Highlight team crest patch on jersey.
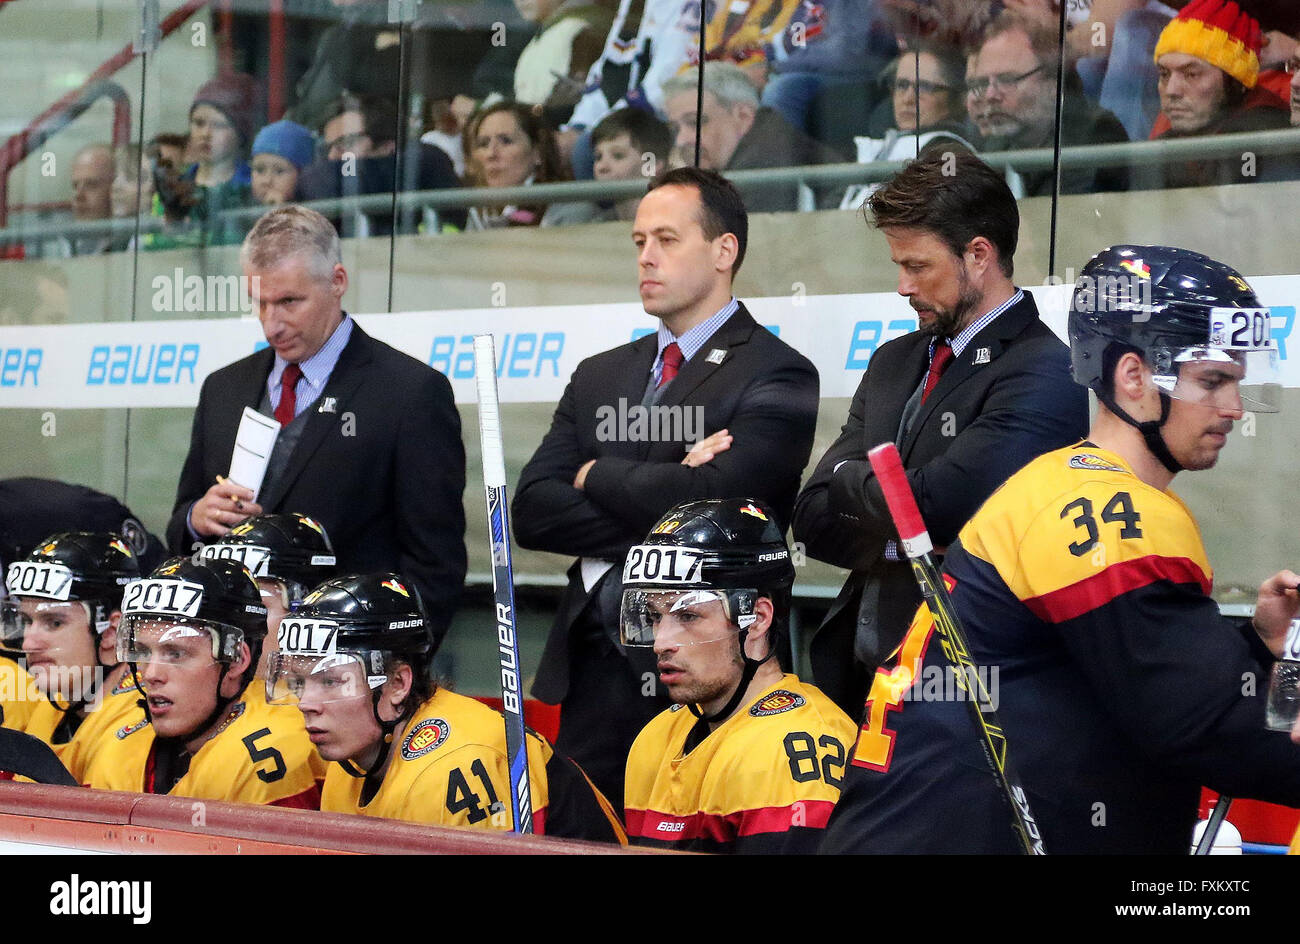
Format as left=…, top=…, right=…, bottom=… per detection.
left=669, top=703, right=685, bottom=712
left=110, top=675, right=140, bottom=696
left=1068, top=454, right=1128, bottom=474
left=116, top=718, right=149, bottom=739
left=749, top=690, right=806, bottom=717
left=401, top=718, right=450, bottom=760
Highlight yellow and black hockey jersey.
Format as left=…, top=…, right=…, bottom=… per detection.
left=624, top=673, right=855, bottom=853
left=322, top=688, right=625, bottom=843
left=81, top=685, right=321, bottom=808
left=823, top=442, right=1300, bottom=854
left=23, top=670, right=144, bottom=783
left=0, top=653, right=37, bottom=733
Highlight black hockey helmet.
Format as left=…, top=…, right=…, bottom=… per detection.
left=1068, top=245, right=1279, bottom=470
left=268, top=573, right=433, bottom=776
left=117, top=556, right=269, bottom=666
left=202, top=512, right=337, bottom=602
left=3, top=531, right=141, bottom=644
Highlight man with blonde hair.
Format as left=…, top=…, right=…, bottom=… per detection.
left=166, top=205, right=466, bottom=643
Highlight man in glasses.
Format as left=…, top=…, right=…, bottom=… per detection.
left=967, top=11, right=1127, bottom=196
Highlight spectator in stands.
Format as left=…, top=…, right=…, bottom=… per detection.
left=148, top=133, right=188, bottom=175
left=967, top=12, right=1129, bottom=197
left=841, top=43, right=975, bottom=209
left=250, top=121, right=316, bottom=207
left=70, top=144, right=114, bottom=224
left=513, top=0, right=615, bottom=124
left=109, top=145, right=154, bottom=220
left=1150, top=0, right=1291, bottom=187
left=462, top=101, right=569, bottom=228
left=1291, top=48, right=1300, bottom=125
left=661, top=63, right=847, bottom=212
left=143, top=74, right=264, bottom=250
left=543, top=107, right=671, bottom=225
left=297, top=94, right=464, bottom=236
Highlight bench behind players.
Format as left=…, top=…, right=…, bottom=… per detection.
left=267, top=573, right=625, bottom=842
left=81, top=556, right=320, bottom=807
left=621, top=498, right=856, bottom=852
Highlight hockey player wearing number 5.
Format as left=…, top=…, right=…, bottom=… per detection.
left=822, top=246, right=1300, bottom=854
left=267, top=573, right=626, bottom=842
left=80, top=556, right=321, bottom=807
left=621, top=498, right=857, bottom=852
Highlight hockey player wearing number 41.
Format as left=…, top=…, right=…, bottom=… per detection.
left=821, top=245, right=1300, bottom=854
left=621, top=498, right=857, bottom=853
left=267, top=573, right=626, bottom=842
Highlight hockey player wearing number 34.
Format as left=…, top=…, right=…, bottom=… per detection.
left=621, top=498, right=857, bottom=853
left=822, top=245, right=1300, bottom=854
left=267, top=573, right=626, bottom=842
left=79, top=557, right=321, bottom=807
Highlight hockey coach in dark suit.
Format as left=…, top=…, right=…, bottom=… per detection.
left=166, top=205, right=466, bottom=640
left=513, top=167, right=819, bottom=807
left=794, top=149, right=1089, bottom=717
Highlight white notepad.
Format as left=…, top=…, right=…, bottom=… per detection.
left=228, top=407, right=280, bottom=501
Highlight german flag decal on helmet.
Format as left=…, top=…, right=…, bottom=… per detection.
left=382, top=578, right=409, bottom=597
left=749, top=690, right=806, bottom=717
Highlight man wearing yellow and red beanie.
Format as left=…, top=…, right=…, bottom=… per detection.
left=1150, top=0, right=1292, bottom=187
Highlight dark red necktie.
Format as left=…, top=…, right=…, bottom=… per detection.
left=658, top=342, right=683, bottom=388
left=275, top=363, right=302, bottom=426
left=921, top=340, right=953, bottom=404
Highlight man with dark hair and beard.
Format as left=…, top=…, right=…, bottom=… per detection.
left=792, top=148, right=1088, bottom=717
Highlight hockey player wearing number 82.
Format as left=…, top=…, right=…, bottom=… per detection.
left=621, top=498, right=857, bottom=853
left=267, top=573, right=625, bottom=841
left=79, top=556, right=321, bottom=807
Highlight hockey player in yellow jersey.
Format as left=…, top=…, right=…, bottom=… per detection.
left=621, top=498, right=856, bottom=853
left=268, top=572, right=624, bottom=842
left=0, top=648, right=37, bottom=732
left=823, top=246, right=1300, bottom=854
left=81, top=556, right=320, bottom=808
left=2, top=533, right=141, bottom=780
left=204, top=512, right=337, bottom=781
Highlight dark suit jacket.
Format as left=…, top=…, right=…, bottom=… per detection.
left=793, top=292, right=1089, bottom=716
left=166, top=321, right=467, bottom=639
left=512, top=303, right=819, bottom=703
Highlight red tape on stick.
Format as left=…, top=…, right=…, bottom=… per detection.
left=867, top=443, right=933, bottom=558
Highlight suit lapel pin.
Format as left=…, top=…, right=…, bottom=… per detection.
left=318, top=396, right=338, bottom=414
left=705, top=348, right=727, bottom=365
left=973, top=347, right=991, bottom=365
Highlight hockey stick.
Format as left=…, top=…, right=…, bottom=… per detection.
left=867, top=442, right=1046, bottom=855
left=473, top=334, right=533, bottom=834
left=1194, top=796, right=1233, bottom=855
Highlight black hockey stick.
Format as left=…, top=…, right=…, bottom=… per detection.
left=868, top=442, right=1046, bottom=855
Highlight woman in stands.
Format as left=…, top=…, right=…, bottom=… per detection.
left=462, top=101, right=569, bottom=229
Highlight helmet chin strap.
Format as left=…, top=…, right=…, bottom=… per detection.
left=687, top=627, right=777, bottom=725
left=49, top=602, right=114, bottom=740
left=340, top=688, right=405, bottom=780
left=1099, top=387, right=1184, bottom=475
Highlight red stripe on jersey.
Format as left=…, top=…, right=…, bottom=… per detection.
left=1023, top=555, right=1212, bottom=624
left=626, top=800, right=836, bottom=842
left=270, top=784, right=322, bottom=811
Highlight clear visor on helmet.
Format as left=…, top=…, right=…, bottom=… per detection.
left=619, top=588, right=758, bottom=648
left=265, top=650, right=389, bottom=706
left=117, top=616, right=242, bottom=668
left=1149, top=308, right=1281, bottom=413
left=5, top=598, right=91, bottom=642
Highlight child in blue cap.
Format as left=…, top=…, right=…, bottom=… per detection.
left=250, top=120, right=316, bottom=205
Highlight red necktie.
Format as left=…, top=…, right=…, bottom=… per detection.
left=921, top=340, right=953, bottom=404
left=275, top=363, right=302, bottom=426
left=658, top=342, right=683, bottom=388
